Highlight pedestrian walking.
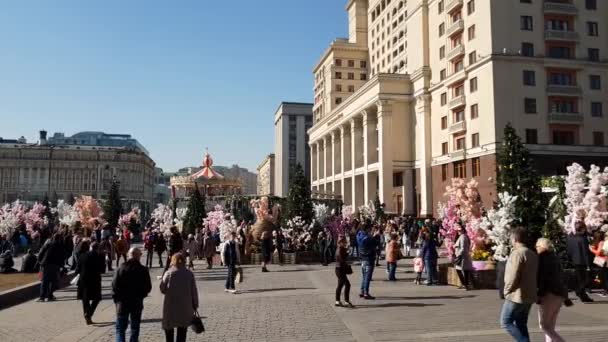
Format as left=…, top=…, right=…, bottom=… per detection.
left=144, top=230, right=155, bottom=268
left=222, top=232, right=240, bottom=293
left=115, top=235, right=129, bottom=267
left=454, top=225, right=473, bottom=290
left=357, top=224, right=379, bottom=299
left=164, top=226, right=183, bottom=273
left=260, top=231, right=273, bottom=272
left=335, top=236, right=353, bottom=307
left=112, top=247, right=152, bottom=342
left=203, top=230, right=216, bottom=269
left=100, top=235, right=115, bottom=272
left=185, top=234, right=197, bottom=269
left=566, top=221, right=594, bottom=303
left=421, top=231, right=438, bottom=286
left=413, top=249, right=424, bottom=285
left=536, top=237, right=571, bottom=342
left=37, top=233, right=65, bottom=302
left=155, top=232, right=167, bottom=268
left=385, top=233, right=400, bottom=281
left=76, top=241, right=104, bottom=325
left=160, top=253, right=199, bottom=342
left=500, top=228, right=538, bottom=342
left=589, top=229, right=608, bottom=297
left=274, top=230, right=285, bottom=265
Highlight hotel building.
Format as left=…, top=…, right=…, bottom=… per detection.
left=309, top=0, right=608, bottom=216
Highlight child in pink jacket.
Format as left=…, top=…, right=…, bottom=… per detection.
left=413, top=249, right=424, bottom=285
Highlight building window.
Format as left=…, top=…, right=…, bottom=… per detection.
left=591, top=102, right=603, bottom=117
left=439, top=23, right=445, bottom=37
left=472, top=133, right=479, bottom=148
left=523, top=70, right=536, bottom=86
left=347, top=72, right=355, bottom=80
left=553, top=130, right=575, bottom=145
left=348, top=60, right=355, bottom=67
left=525, top=129, right=538, bottom=144
left=521, top=0, right=531, bottom=3
left=520, top=16, right=533, bottom=31
left=442, top=142, right=448, bottom=155
left=393, top=172, right=404, bottom=187
left=441, top=92, right=447, bottom=106
left=471, top=157, right=480, bottom=177
left=586, top=0, right=597, bottom=10
left=438, top=0, right=444, bottom=14
left=468, top=25, right=476, bottom=40
left=524, top=98, right=537, bottom=114
left=454, top=134, right=466, bottom=150
left=454, top=59, right=464, bottom=72
left=441, top=164, right=448, bottom=181
left=548, top=46, right=573, bottom=59
left=336, top=84, right=342, bottom=92
left=467, top=0, right=475, bottom=15
left=335, top=59, right=342, bottom=66
left=522, top=42, right=534, bottom=57
left=587, top=22, right=599, bottom=36
left=593, top=131, right=604, bottom=146
left=471, top=104, right=479, bottom=119
left=335, top=97, right=342, bottom=105
left=348, top=85, right=355, bottom=92
left=335, top=72, right=342, bottom=79
left=588, top=48, right=600, bottom=62
left=590, top=75, right=602, bottom=90
left=454, top=109, right=465, bottom=122
left=440, top=46, right=446, bottom=59
left=470, top=77, right=478, bottom=92
left=440, top=69, right=446, bottom=80
left=360, top=61, right=367, bottom=68
left=441, top=116, right=448, bottom=129
left=360, top=73, right=367, bottom=80
left=453, top=161, right=466, bottom=178
left=468, top=51, right=477, bottom=65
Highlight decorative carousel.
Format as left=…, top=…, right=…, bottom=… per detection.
left=170, top=150, right=243, bottom=200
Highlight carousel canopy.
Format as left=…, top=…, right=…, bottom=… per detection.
left=190, top=151, right=224, bottom=180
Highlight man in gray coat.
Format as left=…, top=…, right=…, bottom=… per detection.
left=500, top=228, right=538, bottom=342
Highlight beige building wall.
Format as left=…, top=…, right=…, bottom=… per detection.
left=257, top=154, right=275, bottom=196
left=310, top=0, right=608, bottom=216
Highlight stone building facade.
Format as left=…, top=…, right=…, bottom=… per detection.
left=257, top=154, right=275, bottom=196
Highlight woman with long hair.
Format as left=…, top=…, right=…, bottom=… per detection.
left=335, top=236, right=353, bottom=307
left=454, top=224, right=473, bottom=290
left=160, top=253, right=199, bottom=342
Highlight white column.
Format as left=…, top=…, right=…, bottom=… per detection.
left=362, top=111, right=370, bottom=205
left=416, top=94, right=433, bottom=216
left=339, top=126, right=346, bottom=202
left=404, top=168, right=415, bottom=215
left=323, top=136, right=328, bottom=193
left=350, top=119, right=357, bottom=209
left=377, top=100, right=394, bottom=212
left=310, top=142, right=316, bottom=187
left=315, top=141, right=320, bottom=189
left=331, top=131, right=336, bottom=181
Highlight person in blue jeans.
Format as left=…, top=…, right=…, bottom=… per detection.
left=112, top=248, right=152, bottom=342
left=500, top=228, right=538, bottom=342
left=421, top=231, right=438, bottom=285
left=357, top=223, right=379, bottom=299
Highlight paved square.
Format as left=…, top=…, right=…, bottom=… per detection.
left=1, top=257, right=607, bottom=341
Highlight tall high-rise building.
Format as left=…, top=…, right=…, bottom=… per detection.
left=309, top=0, right=608, bottom=216
left=274, top=102, right=314, bottom=197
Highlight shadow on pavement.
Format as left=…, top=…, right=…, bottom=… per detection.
left=378, top=295, right=476, bottom=300
left=354, top=302, right=444, bottom=308
left=238, top=287, right=317, bottom=294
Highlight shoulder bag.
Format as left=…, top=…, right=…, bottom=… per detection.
left=191, top=310, right=205, bottom=334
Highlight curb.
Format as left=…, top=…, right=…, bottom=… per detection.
left=0, top=272, right=76, bottom=310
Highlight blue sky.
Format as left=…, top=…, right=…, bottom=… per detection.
left=0, top=1, right=347, bottom=172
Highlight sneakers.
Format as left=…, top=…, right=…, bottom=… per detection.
left=344, top=301, right=354, bottom=308
left=47, top=296, right=57, bottom=302
left=597, top=292, right=608, bottom=298
left=36, top=298, right=45, bottom=303
left=359, top=293, right=365, bottom=298
left=228, top=289, right=237, bottom=294
left=363, top=294, right=375, bottom=300
left=224, top=289, right=230, bottom=293
left=335, top=301, right=342, bottom=307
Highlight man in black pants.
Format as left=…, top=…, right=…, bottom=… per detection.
left=567, top=221, right=593, bottom=303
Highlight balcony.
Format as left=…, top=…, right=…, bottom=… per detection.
left=446, top=0, right=463, bottom=13
left=449, top=120, right=467, bottom=134
left=446, top=19, right=464, bottom=37
left=543, top=2, right=578, bottom=16
left=447, top=45, right=465, bottom=61
left=445, top=68, right=467, bottom=86
left=449, top=95, right=466, bottom=109
left=450, top=149, right=466, bottom=159
left=548, top=112, right=583, bottom=124
left=546, top=84, right=582, bottom=95
left=544, top=30, right=579, bottom=42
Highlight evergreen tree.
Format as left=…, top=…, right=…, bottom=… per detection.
left=103, top=179, right=123, bottom=229
left=66, top=193, right=76, bottom=206
left=286, top=163, right=313, bottom=223
left=497, top=124, right=546, bottom=241
left=183, top=185, right=206, bottom=237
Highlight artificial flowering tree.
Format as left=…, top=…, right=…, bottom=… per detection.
left=496, top=124, right=546, bottom=242
left=563, top=163, right=608, bottom=234
left=480, top=192, right=518, bottom=261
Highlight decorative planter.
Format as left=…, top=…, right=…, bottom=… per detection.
left=444, top=266, right=497, bottom=289
left=472, top=260, right=488, bottom=271
left=484, top=260, right=496, bottom=270
left=250, top=253, right=262, bottom=265
left=271, top=252, right=296, bottom=265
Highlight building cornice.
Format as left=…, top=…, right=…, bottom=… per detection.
left=313, top=39, right=369, bottom=73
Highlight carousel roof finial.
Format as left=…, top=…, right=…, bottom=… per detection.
left=191, top=148, right=223, bottom=180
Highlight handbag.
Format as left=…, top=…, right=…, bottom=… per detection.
left=453, top=254, right=463, bottom=266
left=593, top=256, right=607, bottom=267
left=235, top=267, right=243, bottom=284
left=344, top=264, right=353, bottom=275
left=190, top=310, right=205, bottom=334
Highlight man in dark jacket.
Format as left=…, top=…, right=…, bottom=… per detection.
left=164, top=226, right=183, bottom=272
left=37, top=233, right=65, bottom=302
left=223, top=232, right=240, bottom=293
left=77, top=241, right=104, bottom=324
left=112, top=247, right=152, bottom=342
left=566, top=221, right=593, bottom=303
left=357, top=224, right=379, bottom=299
left=20, top=249, right=38, bottom=273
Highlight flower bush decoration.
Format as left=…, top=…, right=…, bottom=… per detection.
left=174, top=208, right=188, bottom=233
left=151, top=204, right=173, bottom=232
left=471, top=249, right=491, bottom=261
left=24, top=202, right=48, bottom=232
left=358, top=202, right=375, bottom=221
left=439, top=200, right=460, bottom=259
left=0, top=201, right=26, bottom=237
left=74, top=196, right=104, bottom=235
left=582, top=165, right=608, bottom=231
left=204, top=204, right=226, bottom=233
left=481, top=192, right=517, bottom=261
left=341, top=205, right=354, bottom=222
left=218, top=215, right=237, bottom=242
left=56, top=200, right=80, bottom=229
left=119, top=207, right=141, bottom=228
left=563, top=163, right=608, bottom=234
left=313, top=203, right=330, bottom=226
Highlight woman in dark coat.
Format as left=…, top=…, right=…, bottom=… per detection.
left=77, top=241, right=105, bottom=325
left=260, top=231, right=273, bottom=272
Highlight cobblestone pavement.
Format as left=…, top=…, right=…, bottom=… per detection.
left=1, top=257, right=608, bottom=341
